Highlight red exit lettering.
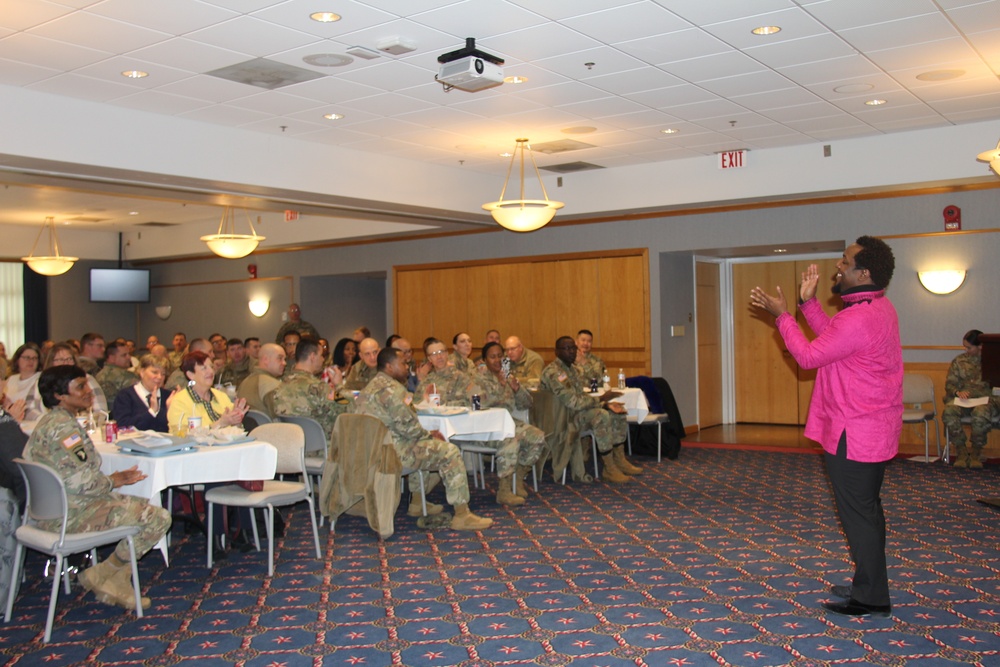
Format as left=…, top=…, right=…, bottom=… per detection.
left=719, top=150, right=747, bottom=169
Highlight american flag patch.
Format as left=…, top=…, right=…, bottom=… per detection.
left=62, top=433, right=82, bottom=449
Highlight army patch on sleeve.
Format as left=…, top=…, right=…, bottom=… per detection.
left=62, top=433, right=82, bottom=450
left=557, top=373, right=568, bottom=383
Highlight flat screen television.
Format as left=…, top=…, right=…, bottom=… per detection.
left=89, top=268, right=151, bottom=303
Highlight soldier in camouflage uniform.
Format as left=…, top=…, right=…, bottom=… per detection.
left=218, top=338, right=252, bottom=389
left=271, top=339, right=347, bottom=440
left=96, top=341, right=138, bottom=410
left=476, top=342, right=546, bottom=506
left=354, top=348, right=493, bottom=531
left=415, top=338, right=481, bottom=405
left=24, top=366, right=170, bottom=611
left=574, top=329, right=607, bottom=385
left=504, top=336, right=544, bottom=382
left=343, top=338, right=380, bottom=391
left=943, top=330, right=1000, bottom=468
left=541, top=336, right=641, bottom=483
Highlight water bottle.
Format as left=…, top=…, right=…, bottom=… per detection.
left=617, top=368, right=626, bottom=390
left=602, top=371, right=610, bottom=388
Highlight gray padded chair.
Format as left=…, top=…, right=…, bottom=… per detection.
left=4, top=459, right=143, bottom=643
left=901, top=373, right=941, bottom=462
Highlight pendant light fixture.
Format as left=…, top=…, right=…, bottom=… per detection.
left=21, top=216, right=78, bottom=276
left=977, top=138, right=1000, bottom=177
left=483, top=138, right=564, bottom=233
left=201, top=207, right=265, bottom=259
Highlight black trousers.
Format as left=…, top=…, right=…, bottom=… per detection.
left=823, top=431, right=890, bottom=606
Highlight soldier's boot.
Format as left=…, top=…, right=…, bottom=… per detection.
left=450, top=503, right=493, bottom=531
left=496, top=474, right=525, bottom=507
left=109, top=565, right=151, bottom=610
left=969, top=445, right=985, bottom=469
left=514, top=465, right=532, bottom=498
left=600, top=452, right=632, bottom=483
left=79, top=554, right=148, bottom=611
left=612, top=445, right=643, bottom=475
left=953, top=444, right=969, bottom=468
left=407, top=472, right=444, bottom=516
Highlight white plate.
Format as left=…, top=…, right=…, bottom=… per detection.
left=417, top=406, right=469, bottom=416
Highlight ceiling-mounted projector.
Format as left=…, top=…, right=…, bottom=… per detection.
left=436, top=37, right=504, bottom=92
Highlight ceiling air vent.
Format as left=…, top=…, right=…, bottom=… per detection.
left=540, top=161, right=604, bottom=174
left=206, top=58, right=324, bottom=90
left=137, top=221, right=180, bottom=227
left=66, top=215, right=110, bottom=223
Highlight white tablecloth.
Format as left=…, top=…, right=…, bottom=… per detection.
left=96, top=440, right=277, bottom=564
left=417, top=408, right=515, bottom=442
left=612, top=387, right=649, bottom=422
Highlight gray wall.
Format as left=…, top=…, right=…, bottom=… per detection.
left=45, top=186, right=1000, bottom=425
left=299, top=274, right=387, bottom=345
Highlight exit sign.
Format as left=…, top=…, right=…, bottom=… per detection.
left=284, top=210, right=299, bottom=222
left=719, top=149, right=748, bottom=169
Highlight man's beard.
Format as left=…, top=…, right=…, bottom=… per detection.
left=832, top=281, right=842, bottom=295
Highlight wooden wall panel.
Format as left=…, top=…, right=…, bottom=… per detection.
left=395, top=269, right=432, bottom=342
left=395, top=249, right=650, bottom=376
left=696, top=261, right=723, bottom=428
left=429, top=267, right=468, bottom=343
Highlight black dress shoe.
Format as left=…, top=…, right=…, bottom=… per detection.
left=830, top=584, right=852, bottom=599
left=212, top=536, right=228, bottom=560
left=823, top=599, right=891, bottom=618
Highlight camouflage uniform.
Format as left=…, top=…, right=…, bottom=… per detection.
left=474, top=371, right=546, bottom=477
left=509, top=347, right=544, bottom=382
left=274, top=319, right=320, bottom=344
left=943, top=352, right=1000, bottom=448
left=354, top=372, right=471, bottom=506
left=343, top=362, right=378, bottom=391
left=237, top=369, right=281, bottom=417
left=415, top=366, right=481, bottom=406
left=541, top=357, right=627, bottom=454
left=449, top=352, right=475, bottom=375
left=271, top=368, right=347, bottom=440
left=23, top=407, right=170, bottom=562
left=167, top=350, right=185, bottom=373
left=575, top=352, right=607, bottom=386
left=218, top=356, right=252, bottom=389
left=96, top=364, right=138, bottom=410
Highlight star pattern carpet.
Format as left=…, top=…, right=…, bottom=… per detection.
left=2, top=447, right=1000, bottom=666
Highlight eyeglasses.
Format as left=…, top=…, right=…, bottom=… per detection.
left=428, top=350, right=447, bottom=356
left=20, top=355, right=39, bottom=361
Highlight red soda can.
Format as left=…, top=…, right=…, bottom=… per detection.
left=105, top=420, right=118, bottom=443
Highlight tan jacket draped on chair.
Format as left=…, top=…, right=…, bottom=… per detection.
left=530, top=389, right=590, bottom=483
left=319, top=413, right=403, bottom=539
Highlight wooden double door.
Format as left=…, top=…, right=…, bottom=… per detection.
left=732, top=258, right=840, bottom=425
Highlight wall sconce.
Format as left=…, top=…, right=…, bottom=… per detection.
left=248, top=299, right=270, bottom=317
left=917, top=270, right=966, bottom=295
left=976, top=138, right=1000, bottom=177
left=155, top=305, right=172, bottom=320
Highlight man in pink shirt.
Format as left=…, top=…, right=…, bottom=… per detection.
left=751, top=236, right=902, bottom=619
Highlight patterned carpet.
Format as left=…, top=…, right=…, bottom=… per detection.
left=2, top=446, right=1000, bottom=666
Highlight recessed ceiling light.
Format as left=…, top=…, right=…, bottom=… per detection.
left=302, top=53, right=353, bottom=67
left=503, top=75, right=528, bottom=84
left=661, top=128, right=679, bottom=135
left=833, top=83, right=874, bottom=94
left=773, top=248, right=787, bottom=253
left=121, top=70, right=148, bottom=79
left=129, top=211, right=139, bottom=216
left=499, top=152, right=512, bottom=158
left=310, top=12, right=341, bottom=22
left=865, top=98, right=887, bottom=106
left=916, top=69, right=965, bottom=82
left=323, top=113, right=344, bottom=120
left=751, top=26, right=781, bottom=35
left=561, top=126, right=596, bottom=135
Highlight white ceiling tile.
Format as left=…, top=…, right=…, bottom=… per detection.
left=26, top=72, right=137, bottom=102
left=0, top=0, right=75, bottom=31
left=562, top=3, right=691, bottom=43
left=128, top=38, right=250, bottom=74
left=337, top=59, right=431, bottom=91
left=616, top=28, right=730, bottom=65
left=198, top=0, right=278, bottom=12
left=178, top=103, right=273, bottom=126
left=337, top=91, right=436, bottom=116
left=652, top=0, right=794, bottom=26
left=281, top=76, right=384, bottom=105
left=744, top=33, right=857, bottom=69
left=73, top=56, right=194, bottom=88
left=585, top=67, right=686, bottom=96
left=395, top=106, right=482, bottom=130
left=330, top=19, right=458, bottom=59
left=804, top=125, right=881, bottom=141
left=354, top=0, right=471, bottom=17
left=534, top=46, right=648, bottom=80
left=928, top=90, right=1000, bottom=113
left=251, top=0, right=397, bottom=38
left=513, top=80, right=608, bottom=106
left=185, top=16, right=319, bottom=57
left=746, top=134, right=813, bottom=149
left=785, top=114, right=871, bottom=132
left=866, top=116, right=951, bottom=132
left=0, top=57, right=60, bottom=86
left=966, top=28, right=1000, bottom=65
left=449, top=91, right=544, bottom=116
left=907, top=75, right=1000, bottom=103
left=866, top=38, right=981, bottom=72
left=606, top=116, right=700, bottom=136
left=229, top=90, right=324, bottom=116
left=625, top=84, right=716, bottom=108
left=854, top=102, right=941, bottom=123
left=233, top=117, right=323, bottom=136
left=947, top=1, right=1000, bottom=31
left=826, top=88, right=923, bottom=113
left=157, top=74, right=259, bottom=103
left=666, top=98, right=750, bottom=121
left=484, top=23, right=603, bottom=63
left=805, top=73, right=905, bottom=102
left=778, top=54, right=882, bottom=85
left=697, top=112, right=778, bottom=131
left=0, top=33, right=111, bottom=70
left=87, top=0, right=238, bottom=35
left=28, top=10, right=172, bottom=53
left=558, top=97, right=651, bottom=120
left=727, top=124, right=802, bottom=140
left=730, top=87, right=822, bottom=112
left=701, top=7, right=827, bottom=49
left=761, top=101, right=843, bottom=122
left=410, top=0, right=546, bottom=39
left=801, top=0, right=939, bottom=31
left=942, top=104, right=1000, bottom=123
left=110, top=90, right=210, bottom=115
left=698, top=70, right=797, bottom=98
left=838, top=13, right=960, bottom=52
left=661, top=50, right=767, bottom=82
